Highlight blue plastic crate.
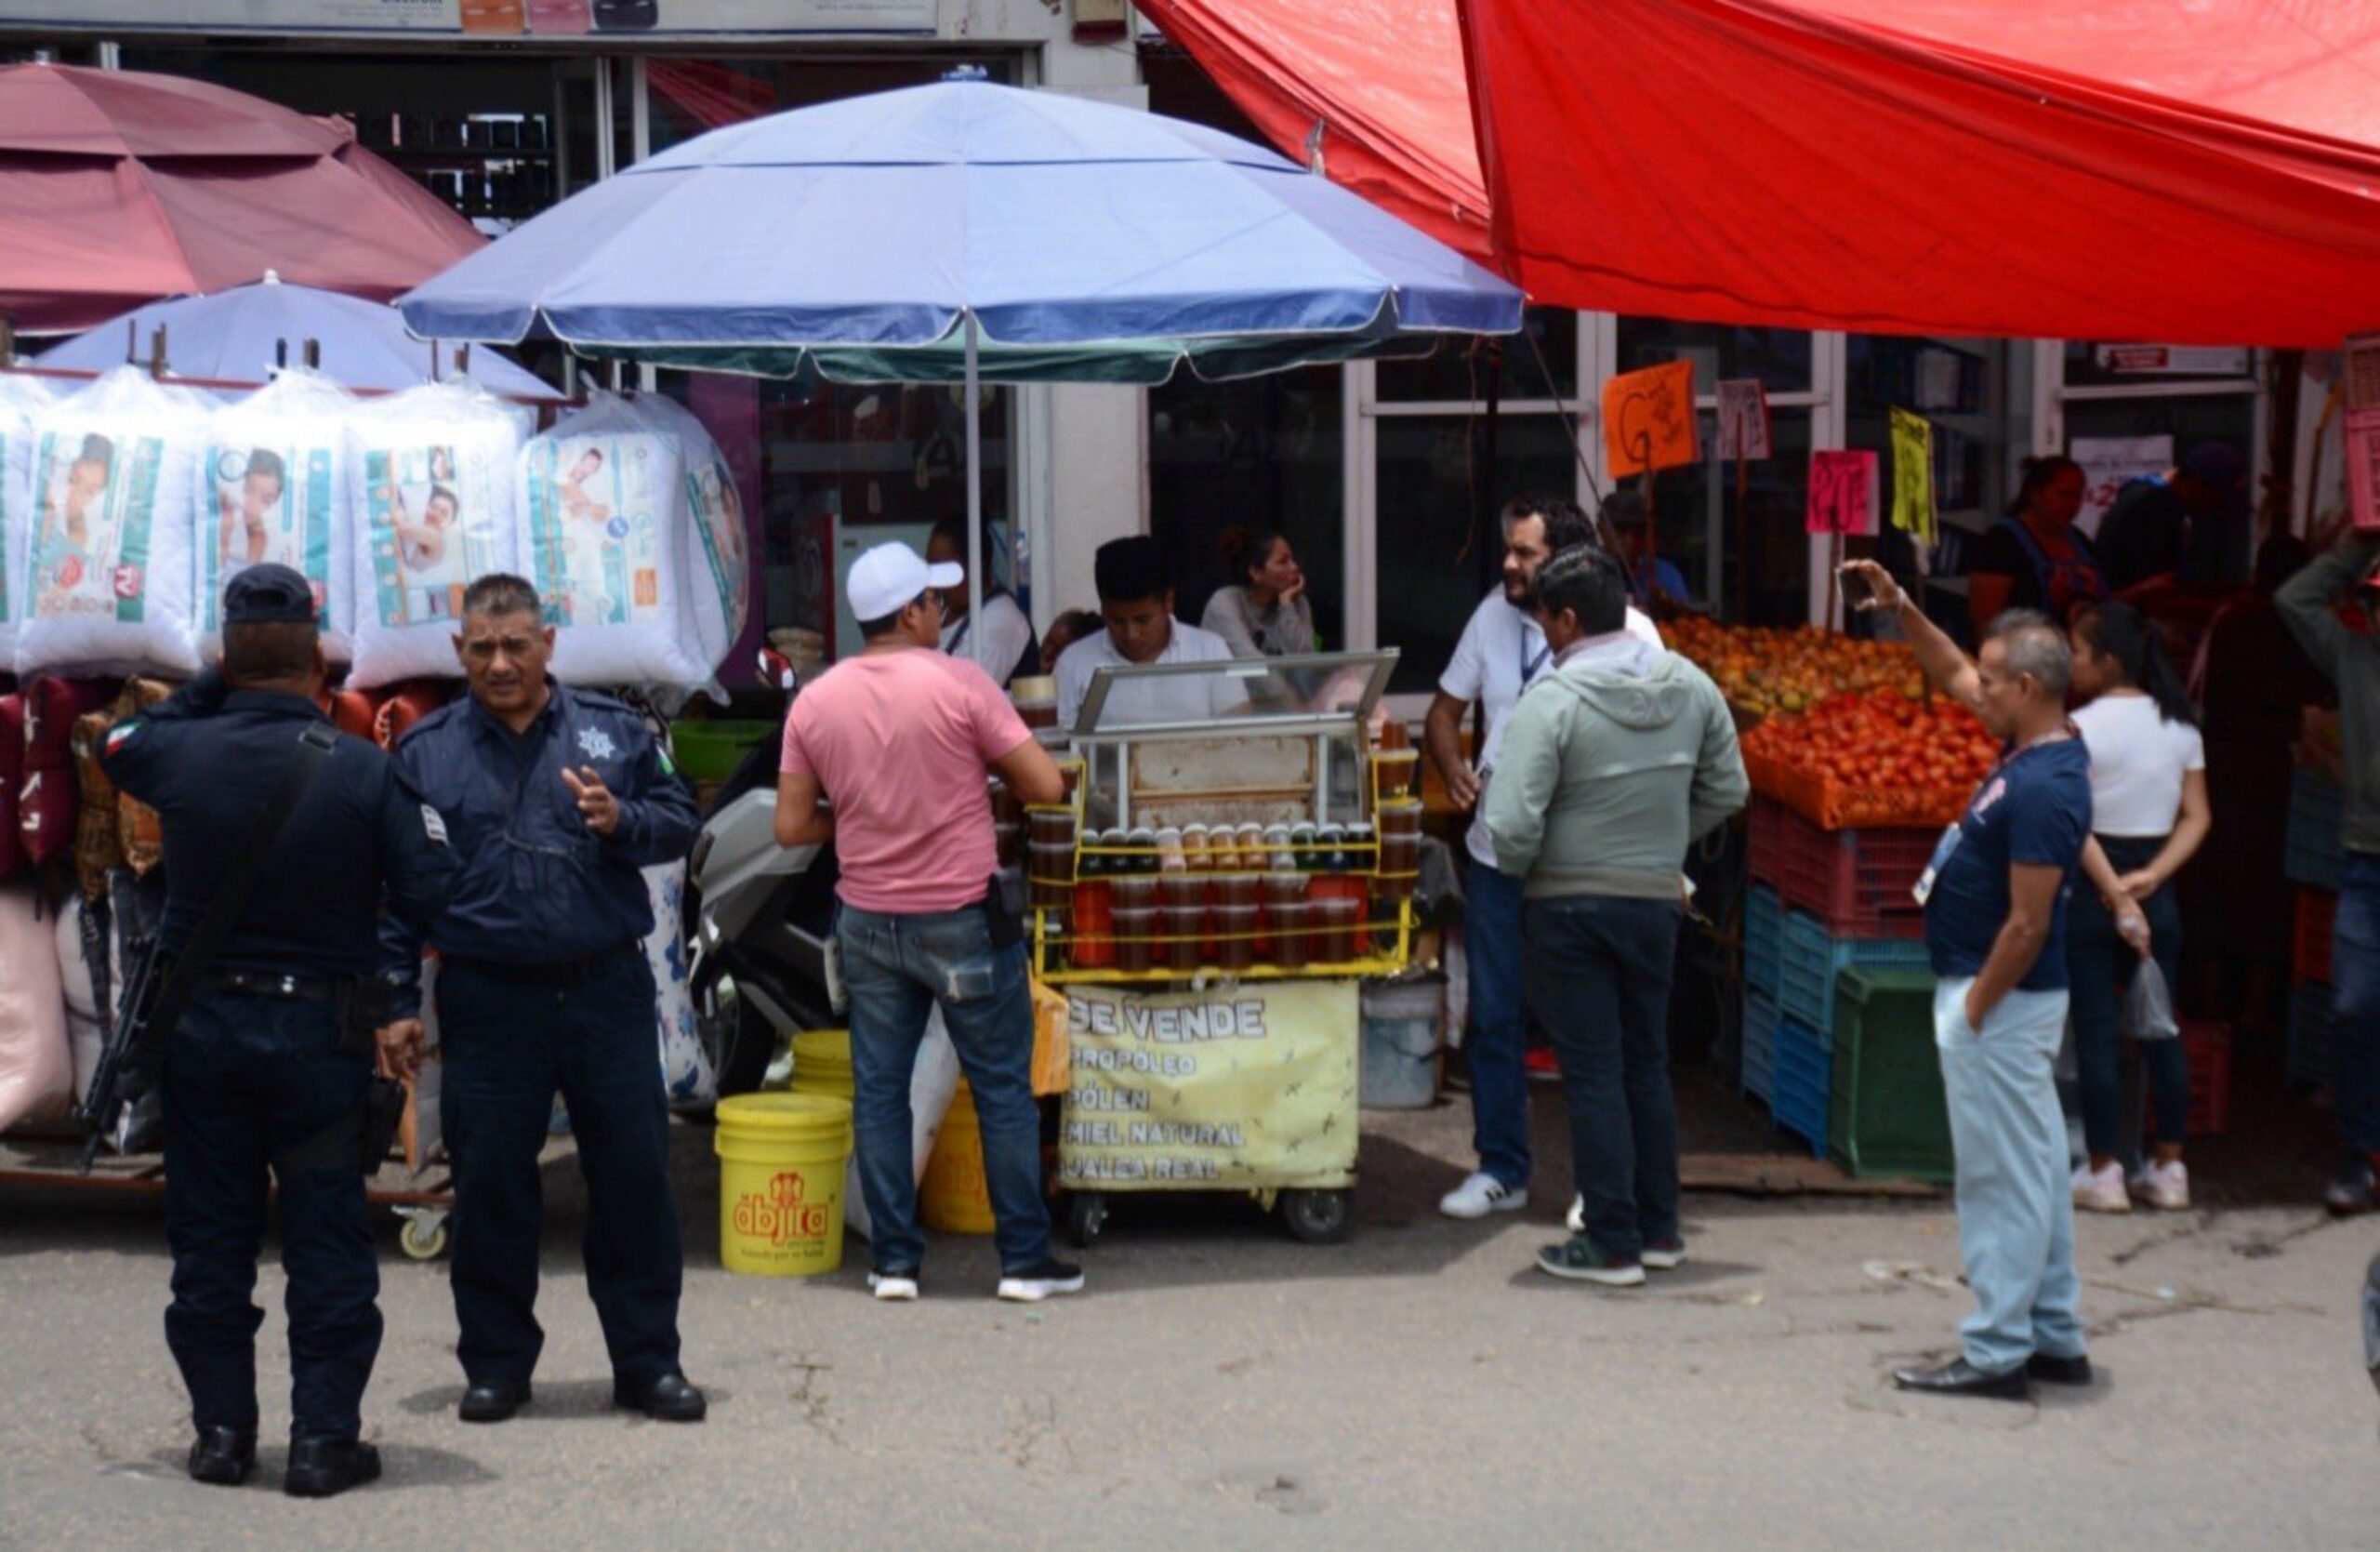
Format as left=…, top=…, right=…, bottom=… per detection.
left=2288, top=979, right=2334, bottom=1091
left=2285, top=770, right=2345, bottom=891
left=1770, top=1014, right=1831, bottom=1157
left=1742, top=989, right=1778, bottom=1103
left=1776, top=909, right=1935, bottom=1035
left=1745, top=886, right=1784, bottom=1000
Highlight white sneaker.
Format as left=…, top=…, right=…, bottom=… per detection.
left=1439, top=1172, right=1529, bottom=1220
left=1566, top=1194, right=1585, bottom=1234
left=867, top=1271, right=919, bottom=1301
left=2071, top=1161, right=2132, bottom=1214
left=2137, top=1159, right=2191, bottom=1211
left=996, top=1259, right=1086, bottom=1304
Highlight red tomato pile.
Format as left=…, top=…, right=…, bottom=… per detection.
left=1740, top=690, right=1998, bottom=827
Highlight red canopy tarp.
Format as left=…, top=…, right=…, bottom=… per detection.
left=0, top=62, right=485, bottom=334
left=1137, top=0, right=2380, bottom=346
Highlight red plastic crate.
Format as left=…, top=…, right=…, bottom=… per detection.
left=2293, top=886, right=2336, bottom=987
left=1747, top=798, right=1932, bottom=940
left=2181, top=1018, right=2232, bottom=1137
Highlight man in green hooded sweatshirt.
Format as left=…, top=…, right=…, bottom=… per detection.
left=1486, top=543, right=1747, bottom=1286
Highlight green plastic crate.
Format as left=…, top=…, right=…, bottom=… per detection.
left=1828, top=966, right=1952, bottom=1185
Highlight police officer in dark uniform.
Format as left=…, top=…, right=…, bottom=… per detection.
left=99, top=564, right=456, bottom=1497
left=379, top=574, right=706, bottom=1426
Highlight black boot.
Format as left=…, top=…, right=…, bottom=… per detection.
left=283, top=1439, right=381, bottom=1499
left=186, top=1426, right=256, bottom=1487
left=614, top=1371, right=707, bottom=1423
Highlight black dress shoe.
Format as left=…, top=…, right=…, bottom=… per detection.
left=2026, top=1352, right=2094, bottom=1386
left=615, top=1370, right=707, bottom=1423
left=458, top=1380, right=533, bottom=1424
left=1890, top=1358, right=2030, bottom=1399
left=283, top=1439, right=381, bottom=1499
left=186, top=1426, right=256, bottom=1486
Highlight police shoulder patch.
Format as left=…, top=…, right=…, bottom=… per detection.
left=104, top=721, right=140, bottom=751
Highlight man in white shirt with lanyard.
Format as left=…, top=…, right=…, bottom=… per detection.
left=1426, top=495, right=1664, bottom=1221
left=928, top=516, right=1040, bottom=688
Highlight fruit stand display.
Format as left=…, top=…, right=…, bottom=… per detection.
left=1661, top=618, right=1931, bottom=721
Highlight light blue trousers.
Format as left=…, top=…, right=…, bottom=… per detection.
left=1935, top=975, right=2087, bottom=1375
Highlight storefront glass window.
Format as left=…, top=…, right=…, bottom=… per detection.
left=2064, top=392, right=2259, bottom=582
left=1844, top=334, right=2029, bottom=576
left=1149, top=366, right=1344, bottom=652
left=1616, top=319, right=1813, bottom=391
left=1373, top=412, right=1578, bottom=694
left=1377, top=308, right=1577, bottom=403
left=1626, top=408, right=1815, bottom=627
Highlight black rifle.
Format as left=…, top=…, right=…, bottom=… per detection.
left=75, top=722, right=339, bottom=1174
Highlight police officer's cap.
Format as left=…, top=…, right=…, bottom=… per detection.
left=222, top=564, right=317, bottom=626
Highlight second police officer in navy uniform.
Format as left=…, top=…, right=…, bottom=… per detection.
left=378, top=574, right=707, bottom=1426
left=100, top=564, right=457, bottom=1498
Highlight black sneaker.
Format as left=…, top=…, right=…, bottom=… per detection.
left=2325, top=1154, right=2379, bottom=1217
left=997, top=1259, right=1086, bottom=1303
left=283, top=1439, right=381, bottom=1499
left=185, top=1426, right=255, bottom=1487
left=1534, top=1235, right=1646, bottom=1286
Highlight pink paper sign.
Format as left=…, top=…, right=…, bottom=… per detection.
left=1806, top=450, right=1879, bottom=536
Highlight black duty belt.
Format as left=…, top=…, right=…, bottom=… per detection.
left=202, top=968, right=342, bottom=1002
left=442, top=946, right=637, bottom=988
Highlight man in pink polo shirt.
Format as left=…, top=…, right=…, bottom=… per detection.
left=774, top=541, right=1077, bottom=1304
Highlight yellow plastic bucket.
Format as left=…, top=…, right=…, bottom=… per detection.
left=713, top=1093, right=853, bottom=1277
left=790, top=1028, right=854, bottom=1105
left=919, top=1081, right=995, bottom=1236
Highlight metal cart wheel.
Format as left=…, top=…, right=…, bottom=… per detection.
left=398, top=1208, right=451, bottom=1261
left=1279, top=1188, right=1352, bottom=1245
left=1066, top=1192, right=1109, bottom=1251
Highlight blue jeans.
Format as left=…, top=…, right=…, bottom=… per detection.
left=2068, top=834, right=2189, bottom=1158
left=1935, top=975, right=2085, bottom=1375
left=1463, top=859, right=1532, bottom=1190
left=163, top=992, right=379, bottom=1442
left=1524, top=895, right=1683, bottom=1259
left=440, top=951, right=684, bottom=1387
left=835, top=901, right=1051, bottom=1276
left=2338, top=853, right=2380, bottom=1156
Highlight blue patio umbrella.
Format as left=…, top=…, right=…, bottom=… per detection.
left=397, top=76, right=1524, bottom=656
left=39, top=272, right=564, bottom=400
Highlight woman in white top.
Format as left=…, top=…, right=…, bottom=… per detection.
left=1202, top=527, right=1317, bottom=660
left=2068, top=602, right=2211, bottom=1214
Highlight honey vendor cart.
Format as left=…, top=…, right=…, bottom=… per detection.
left=1023, top=651, right=1419, bottom=1247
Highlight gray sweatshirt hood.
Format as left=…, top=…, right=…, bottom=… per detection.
left=1541, top=651, right=1698, bottom=731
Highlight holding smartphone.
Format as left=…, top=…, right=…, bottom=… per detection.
left=1838, top=564, right=1884, bottom=611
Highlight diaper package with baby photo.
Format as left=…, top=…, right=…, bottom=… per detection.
left=346, top=378, right=523, bottom=688
left=637, top=391, right=751, bottom=683
left=0, top=373, right=55, bottom=670
left=14, top=368, right=209, bottom=678
left=198, top=369, right=357, bottom=662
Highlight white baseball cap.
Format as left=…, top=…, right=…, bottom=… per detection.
left=847, top=541, right=962, bottom=622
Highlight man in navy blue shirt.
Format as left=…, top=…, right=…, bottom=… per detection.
left=380, top=574, right=704, bottom=1426
left=103, top=564, right=456, bottom=1496
left=1846, top=561, right=2103, bottom=1401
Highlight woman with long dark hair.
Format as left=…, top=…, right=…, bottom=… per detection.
left=2068, top=601, right=2211, bottom=1213
left=1969, top=455, right=2109, bottom=639
left=1202, top=526, right=1316, bottom=659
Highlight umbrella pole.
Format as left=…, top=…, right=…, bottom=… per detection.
left=964, top=312, right=986, bottom=668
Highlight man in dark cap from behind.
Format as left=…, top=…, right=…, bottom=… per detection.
left=100, top=564, right=457, bottom=1497
left=2096, top=442, right=2250, bottom=592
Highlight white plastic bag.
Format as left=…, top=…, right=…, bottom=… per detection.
left=644, top=859, right=715, bottom=1107
left=15, top=368, right=209, bottom=677
left=521, top=392, right=709, bottom=688
left=199, top=369, right=357, bottom=662
left=0, top=373, right=56, bottom=668
left=53, top=894, right=104, bottom=1106
left=346, top=378, right=522, bottom=688
left=841, top=1008, right=962, bottom=1245
left=2123, top=959, right=2180, bottom=1042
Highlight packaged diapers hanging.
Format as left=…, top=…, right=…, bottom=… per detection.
left=0, top=374, right=56, bottom=670
left=198, top=369, right=357, bottom=662
left=639, top=391, right=751, bottom=683
left=15, top=368, right=208, bottom=677
left=346, top=378, right=522, bottom=689
left=522, top=391, right=708, bottom=688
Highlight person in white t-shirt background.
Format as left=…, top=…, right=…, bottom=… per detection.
left=1053, top=536, right=1244, bottom=730
left=2066, top=601, right=2211, bottom=1214
left=1426, top=494, right=1665, bottom=1222
left=928, top=515, right=1041, bottom=688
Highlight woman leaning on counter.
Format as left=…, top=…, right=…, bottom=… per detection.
left=1203, top=526, right=1317, bottom=659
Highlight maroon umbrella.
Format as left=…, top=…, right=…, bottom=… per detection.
left=0, top=61, right=485, bottom=335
